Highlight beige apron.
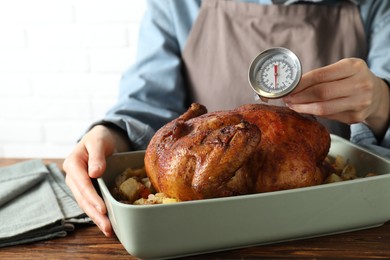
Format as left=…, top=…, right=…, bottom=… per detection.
left=182, top=0, right=367, bottom=138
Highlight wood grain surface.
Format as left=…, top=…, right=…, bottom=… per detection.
left=1, top=158, right=390, bottom=259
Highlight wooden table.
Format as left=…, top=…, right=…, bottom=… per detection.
left=2, top=158, right=390, bottom=259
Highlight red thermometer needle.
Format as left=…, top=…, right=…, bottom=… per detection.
left=274, top=64, right=278, bottom=88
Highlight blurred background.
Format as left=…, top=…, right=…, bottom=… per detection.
left=0, top=0, right=146, bottom=158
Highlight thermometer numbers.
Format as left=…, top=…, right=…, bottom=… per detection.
left=248, top=47, right=302, bottom=99
left=256, top=57, right=295, bottom=94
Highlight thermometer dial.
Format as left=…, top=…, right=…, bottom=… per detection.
left=248, top=47, right=302, bottom=101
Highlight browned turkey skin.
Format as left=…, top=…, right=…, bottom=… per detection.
left=144, top=103, right=330, bottom=201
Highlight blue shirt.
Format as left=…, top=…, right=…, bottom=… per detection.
left=97, top=0, right=390, bottom=157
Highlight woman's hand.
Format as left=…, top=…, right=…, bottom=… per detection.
left=63, top=125, right=131, bottom=237
left=283, top=58, right=390, bottom=138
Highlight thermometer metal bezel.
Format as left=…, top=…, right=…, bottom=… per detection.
left=248, top=47, right=302, bottom=99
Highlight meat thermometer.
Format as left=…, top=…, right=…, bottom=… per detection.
left=248, top=47, right=302, bottom=102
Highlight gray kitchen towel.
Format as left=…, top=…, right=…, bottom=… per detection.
left=0, top=160, right=92, bottom=247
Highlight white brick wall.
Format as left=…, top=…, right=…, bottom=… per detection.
left=0, top=0, right=147, bottom=158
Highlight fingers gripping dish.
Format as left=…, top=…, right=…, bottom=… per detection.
left=144, top=103, right=331, bottom=201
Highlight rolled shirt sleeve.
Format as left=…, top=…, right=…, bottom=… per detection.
left=90, top=0, right=390, bottom=156
left=94, top=0, right=200, bottom=150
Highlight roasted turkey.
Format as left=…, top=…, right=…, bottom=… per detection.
left=144, top=103, right=330, bottom=201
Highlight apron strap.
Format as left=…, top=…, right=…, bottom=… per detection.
left=182, top=0, right=366, bottom=138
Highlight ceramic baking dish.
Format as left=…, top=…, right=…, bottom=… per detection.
left=97, top=134, right=390, bottom=259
